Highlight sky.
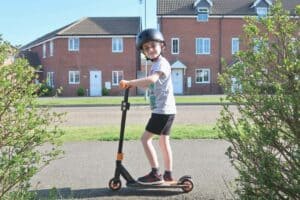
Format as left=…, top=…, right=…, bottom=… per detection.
left=0, top=0, right=156, bottom=46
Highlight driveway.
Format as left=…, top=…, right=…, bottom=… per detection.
left=31, top=140, right=237, bottom=200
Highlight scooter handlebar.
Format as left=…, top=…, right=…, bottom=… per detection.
left=119, top=80, right=131, bottom=89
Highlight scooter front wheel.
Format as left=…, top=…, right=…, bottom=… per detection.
left=181, top=179, right=194, bottom=193
left=109, top=178, right=122, bottom=191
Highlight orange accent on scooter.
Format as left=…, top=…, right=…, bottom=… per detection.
left=117, top=153, right=124, bottom=160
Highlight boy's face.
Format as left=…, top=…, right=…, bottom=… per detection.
left=142, top=41, right=163, bottom=60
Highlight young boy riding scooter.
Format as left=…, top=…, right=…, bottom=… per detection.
left=120, top=28, right=176, bottom=185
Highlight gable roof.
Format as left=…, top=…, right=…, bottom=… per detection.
left=194, top=0, right=213, bottom=7
left=251, top=0, right=272, bottom=8
left=157, top=0, right=299, bottom=16
left=171, top=60, right=187, bottom=69
left=21, top=17, right=141, bottom=50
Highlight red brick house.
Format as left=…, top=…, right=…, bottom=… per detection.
left=21, top=1, right=298, bottom=96
left=21, top=17, right=141, bottom=96
left=157, top=0, right=299, bottom=94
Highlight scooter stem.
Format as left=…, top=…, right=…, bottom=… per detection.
left=117, top=88, right=130, bottom=155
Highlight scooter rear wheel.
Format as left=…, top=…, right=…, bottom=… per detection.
left=109, top=178, right=122, bottom=191
left=181, top=179, right=194, bottom=193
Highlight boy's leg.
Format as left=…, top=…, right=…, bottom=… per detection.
left=159, top=135, right=175, bottom=181
left=141, top=130, right=159, bottom=169
left=138, top=130, right=163, bottom=184
left=159, top=135, right=173, bottom=172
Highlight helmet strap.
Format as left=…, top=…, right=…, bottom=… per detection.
left=144, top=53, right=161, bottom=62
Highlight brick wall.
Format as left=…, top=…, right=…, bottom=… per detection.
left=159, top=17, right=246, bottom=94
left=33, top=37, right=138, bottom=96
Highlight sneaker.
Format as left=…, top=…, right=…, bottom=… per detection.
left=137, top=172, right=163, bottom=185
left=163, top=172, right=174, bottom=182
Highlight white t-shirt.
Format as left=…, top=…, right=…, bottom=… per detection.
left=148, top=56, right=176, bottom=114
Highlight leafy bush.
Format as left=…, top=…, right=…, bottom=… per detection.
left=0, top=38, right=64, bottom=199
left=76, top=86, right=85, bottom=96
left=217, top=2, right=299, bottom=199
left=37, top=82, right=53, bottom=96
left=102, top=87, right=110, bottom=96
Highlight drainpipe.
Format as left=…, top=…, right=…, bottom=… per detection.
left=158, top=15, right=162, bottom=32
left=137, top=16, right=142, bottom=71
left=218, top=15, right=224, bottom=94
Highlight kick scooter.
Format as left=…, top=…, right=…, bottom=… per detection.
left=108, top=86, right=194, bottom=193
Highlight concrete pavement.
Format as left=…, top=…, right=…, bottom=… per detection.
left=31, top=140, right=237, bottom=200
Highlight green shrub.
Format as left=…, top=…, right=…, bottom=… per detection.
left=102, top=87, right=110, bottom=96
left=217, top=2, right=300, bottom=199
left=0, top=37, right=64, bottom=199
left=76, top=86, right=85, bottom=96
left=38, top=83, right=53, bottom=96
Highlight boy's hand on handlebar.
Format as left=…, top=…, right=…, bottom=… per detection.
left=119, top=80, right=131, bottom=89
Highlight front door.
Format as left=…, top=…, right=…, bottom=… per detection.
left=90, top=71, right=102, bottom=96
left=171, top=69, right=183, bottom=94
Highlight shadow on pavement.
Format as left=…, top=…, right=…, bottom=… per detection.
left=32, top=187, right=184, bottom=199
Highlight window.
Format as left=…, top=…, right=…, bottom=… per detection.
left=69, top=71, right=80, bottom=84
left=68, top=38, right=80, bottom=51
left=253, top=38, right=266, bottom=52
left=291, top=37, right=297, bottom=54
left=197, top=8, right=209, bottom=22
left=112, top=38, right=123, bottom=53
left=256, top=7, right=268, bottom=17
left=253, top=38, right=259, bottom=52
left=46, top=72, right=54, bottom=87
left=195, top=68, right=210, bottom=83
left=171, top=38, right=179, bottom=54
left=42, top=43, right=46, bottom=58
left=231, top=77, right=242, bottom=93
left=196, top=38, right=210, bottom=55
left=49, top=40, right=54, bottom=56
left=232, top=38, right=240, bottom=55
left=112, top=71, right=124, bottom=85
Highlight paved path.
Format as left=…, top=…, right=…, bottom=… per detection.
left=31, top=140, right=237, bottom=200
left=52, top=105, right=238, bottom=126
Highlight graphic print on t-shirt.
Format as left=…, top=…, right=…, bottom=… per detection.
left=149, top=83, right=156, bottom=110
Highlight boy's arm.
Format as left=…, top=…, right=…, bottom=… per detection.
left=120, top=72, right=162, bottom=89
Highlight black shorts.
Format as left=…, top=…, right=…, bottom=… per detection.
left=146, top=113, right=175, bottom=135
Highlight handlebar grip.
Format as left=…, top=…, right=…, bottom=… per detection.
left=119, top=80, right=129, bottom=89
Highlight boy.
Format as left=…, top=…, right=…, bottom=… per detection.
left=119, top=29, right=176, bottom=185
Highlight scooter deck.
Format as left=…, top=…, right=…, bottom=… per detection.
left=127, top=181, right=185, bottom=189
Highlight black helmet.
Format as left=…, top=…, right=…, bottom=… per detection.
left=136, top=28, right=165, bottom=50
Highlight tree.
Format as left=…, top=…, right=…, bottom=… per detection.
left=217, top=1, right=299, bottom=199
left=0, top=37, right=64, bottom=199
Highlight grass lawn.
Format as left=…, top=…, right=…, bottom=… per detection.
left=58, top=124, right=220, bottom=142
left=37, top=95, right=226, bottom=106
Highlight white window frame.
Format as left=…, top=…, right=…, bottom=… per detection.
left=69, top=71, right=80, bottom=84
left=112, top=71, right=124, bottom=86
left=68, top=38, right=80, bottom=51
left=195, top=68, right=210, bottom=84
left=49, top=40, right=54, bottom=56
left=253, top=38, right=259, bottom=52
left=112, top=37, right=123, bottom=53
left=256, top=7, right=268, bottom=17
left=42, top=43, right=46, bottom=58
left=253, top=37, right=267, bottom=52
left=197, top=8, right=209, bottom=22
left=291, top=37, right=296, bottom=54
left=196, top=38, right=211, bottom=55
left=171, top=38, right=180, bottom=54
left=231, top=37, right=240, bottom=55
left=46, top=72, right=54, bottom=87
